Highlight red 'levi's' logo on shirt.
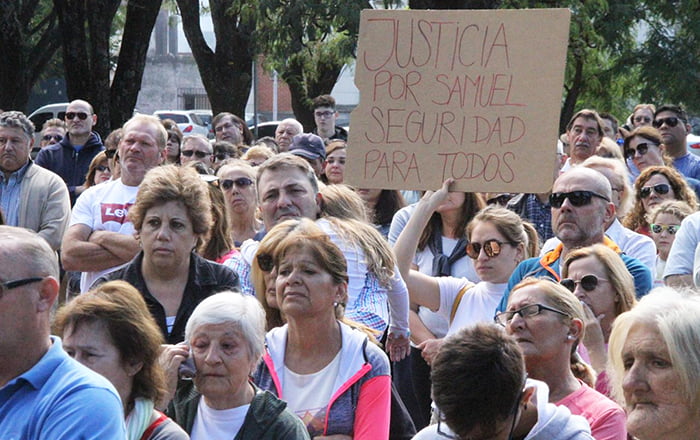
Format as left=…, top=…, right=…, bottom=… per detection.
left=101, top=203, right=134, bottom=224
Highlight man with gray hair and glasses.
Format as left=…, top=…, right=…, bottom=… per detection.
left=0, top=226, right=125, bottom=438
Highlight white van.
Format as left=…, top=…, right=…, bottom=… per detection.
left=27, top=103, right=69, bottom=144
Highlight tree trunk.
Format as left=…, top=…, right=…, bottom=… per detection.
left=560, top=56, right=584, bottom=134
left=0, top=2, right=61, bottom=112
left=177, top=0, right=254, bottom=117
left=110, top=0, right=163, bottom=130
left=55, top=0, right=120, bottom=137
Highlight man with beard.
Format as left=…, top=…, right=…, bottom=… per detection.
left=496, top=167, right=652, bottom=311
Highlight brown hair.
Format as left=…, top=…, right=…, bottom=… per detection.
left=53, top=280, right=166, bottom=404
left=623, top=165, right=698, bottom=230
left=562, top=244, right=637, bottom=318
left=84, top=151, right=109, bottom=188
left=128, top=165, right=212, bottom=247
left=418, top=192, right=486, bottom=251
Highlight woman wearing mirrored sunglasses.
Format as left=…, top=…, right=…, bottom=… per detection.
left=646, top=200, right=694, bottom=286
left=623, top=165, right=698, bottom=236
left=500, top=277, right=627, bottom=440
left=394, top=179, right=539, bottom=364
left=561, top=244, right=637, bottom=398
left=216, top=160, right=262, bottom=247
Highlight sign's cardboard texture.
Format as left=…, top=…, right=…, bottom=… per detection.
left=346, top=8, right=571, bottom=193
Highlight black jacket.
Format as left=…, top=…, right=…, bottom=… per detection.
left=35, top=132, right=104, bottom=204
left=97, top=251, right=240, bottom=344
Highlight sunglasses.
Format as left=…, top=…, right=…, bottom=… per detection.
left=215, top=152, right=232, bottom=161
left=105, top=149, right=117, bottom=159
left=640, top=183, right=671, bottom=199
left=624, top=142, right=657, bottom=160
left=42, top=134, right=63, bottom=142
left=181, top=150, right=210, bottom=159
left=257, top=253, right=274, bottom=272
left=95, top=165, right=110, bottom=173
left=487, top=194, right=513, bottom=206
left=560, top=274, right=608, bottom=293
left=65, top=112, right=89, bottom=120
left=221, top=177, right=254, bottom=190
left=650, top=223, right=680, bottom=234
left=549, top=190, right=609, bottom=208
left=466, top=239, right=515, bottom=259
left=652, top=117, right=681, bottom=129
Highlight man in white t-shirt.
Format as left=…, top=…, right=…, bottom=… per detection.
left=61, top=115, right=167, bottom=292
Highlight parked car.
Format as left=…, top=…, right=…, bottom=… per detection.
left=27, top=103, right=69, bottom=145
left=153, top=110, right=209, bottom=138
left=191, top=109, right=214, bottom=138
left=249, top=121, right=280, bottom=141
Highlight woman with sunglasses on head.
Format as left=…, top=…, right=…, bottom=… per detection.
left=560, top=244, right=637, bottom=397
left=623, top=165, right=698, bottom=236
left=646, top=200, right=694, bottom=286
left=496, top=277, right=627, bottom=440
left=216, top=160, right=263, bottom=248
left=394, top=179, right=539, bottom=363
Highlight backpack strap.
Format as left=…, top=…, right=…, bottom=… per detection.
left=140, top=412, right=168, bottom=440
left=449, top=282, right=475, bottom=324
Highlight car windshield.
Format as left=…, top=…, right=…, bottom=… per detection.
left=157, top=113, right=188, bottom=124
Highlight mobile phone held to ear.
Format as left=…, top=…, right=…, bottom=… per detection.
left=177, top=342, right=196, bottom=380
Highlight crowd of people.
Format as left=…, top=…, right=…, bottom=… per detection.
left=2, top=93, right=700, bottom=440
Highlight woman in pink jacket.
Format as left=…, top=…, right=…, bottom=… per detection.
left=253, top=218, right=392, bottom=439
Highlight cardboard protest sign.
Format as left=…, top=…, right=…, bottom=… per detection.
left=345, top=8, right=571, bottom=193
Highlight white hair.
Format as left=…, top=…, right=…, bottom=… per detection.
left=185, top=291, right=266, bottom=361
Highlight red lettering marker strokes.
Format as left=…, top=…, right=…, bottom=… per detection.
left=101, top=203, right=134, bottom=224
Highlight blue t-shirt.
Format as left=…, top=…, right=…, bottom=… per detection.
left=0, top=336, right=126, bottom=439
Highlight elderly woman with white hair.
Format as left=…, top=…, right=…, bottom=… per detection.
left=164, top=292, right=309, bottom=440
left=607, top=287, right=700, bottom=440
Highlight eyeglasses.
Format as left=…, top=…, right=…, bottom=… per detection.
left=653, top=116, right=682, bottom=129
left=487, top=194, right=513, bottom=206
left=95, top=165, right=110, bottom=173
left=466, top=239, right=516, bottom=259
left=42, top=134, right=63, bottom=142
left=494, top=303, right=570, bottom=326
left=257, top=253, right=274, bottom=272
left=650, top=223, right=680, bottom=234
left=640, top=183, right=671, bottom=199
left=560, top=274, right=608, bottom=293
left=633, top=115, right=652, bottom=124
left=549, top=190, right=610, bottom=208
left=624, top=142, right=657, bottom=160
left=181, top=150, right=210, bottom=159
left=105, top=149, right=117, bottom=159
left=314, top=110, right=334, bottom=119
left=0, top=277, right=44, bottom=298
left=221, top=177, right=254, bottom=190
left=215, top=152, right=232, bottom=161
left=65, top=112, right=89, bottom=120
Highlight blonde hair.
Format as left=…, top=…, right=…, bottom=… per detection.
left=562, top=244, right=637, bottom=317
